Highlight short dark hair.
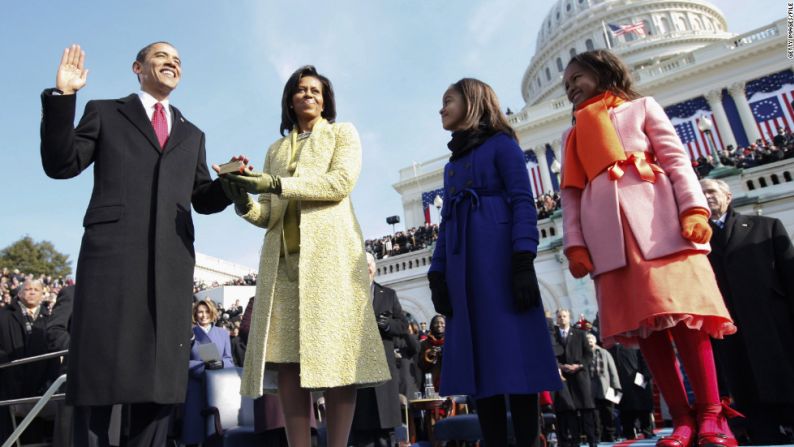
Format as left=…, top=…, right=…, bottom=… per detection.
left=135, top=41, right=175, bottom=64
left=280, top=65, right=336, bottom=136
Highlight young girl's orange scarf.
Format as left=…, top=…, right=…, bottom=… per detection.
left=561, top=92, right=627, bottom=190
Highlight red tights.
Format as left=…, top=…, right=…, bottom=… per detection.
left=637, top=324, right=730, bottom=438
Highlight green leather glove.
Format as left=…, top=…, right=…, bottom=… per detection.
left=226, top=170, right=282, bottom=195
left=220, top=178, right=253, bottom=214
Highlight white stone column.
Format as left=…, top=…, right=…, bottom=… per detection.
left=535, top=146, right=555, bottom=194
left=705, top=89, right=737, bottom=149
left=552, top=140, right=562, bottom=163
left=402, top=197, right=423, bottom=228
left=728, top=81, right=762, bottom=143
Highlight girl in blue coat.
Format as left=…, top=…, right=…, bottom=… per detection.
left=181, top=299, right=235, bottom=446
left=428, top=78, right=562, bottom=446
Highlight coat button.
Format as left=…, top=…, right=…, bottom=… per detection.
left=448, top=170, right=455, bottom=177
left=450, top=187, right=457, bottom=194
left=465, top=162, right=471, bottom=168
left=466, top=180, right=473, bottom=186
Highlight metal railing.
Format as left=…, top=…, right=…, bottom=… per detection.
left=0, top=350, right=68, bottom=447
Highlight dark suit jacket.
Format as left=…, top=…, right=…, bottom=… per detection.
left=708, top=208, right=794, bottom=405
left=352, top=282, right=407, bottom=430
left=40, top=91, right=230, bottom=405
left=609, top=344, right=653, bottom=412
left=553, top=326, right=594, bottom=410
left=0, top=301, right=57, bottom=399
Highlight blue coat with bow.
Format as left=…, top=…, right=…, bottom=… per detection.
left=181, top=324, right=234, bottom=444
left=429, top=132, right=562, bottom=398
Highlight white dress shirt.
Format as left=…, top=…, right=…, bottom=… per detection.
left=138, top=91, right=172, bottom=134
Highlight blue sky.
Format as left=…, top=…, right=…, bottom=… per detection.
left=0, top=0, right=784, bottom=271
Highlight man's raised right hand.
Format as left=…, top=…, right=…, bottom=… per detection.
left=56, top=44, right=89, bottom=95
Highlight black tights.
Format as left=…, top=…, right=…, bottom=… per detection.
left=476, top=394, right=539, bottom=447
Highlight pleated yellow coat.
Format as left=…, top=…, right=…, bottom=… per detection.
left=239, top=120, right=390, bottom=397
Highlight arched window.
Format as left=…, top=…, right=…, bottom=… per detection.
left=585, top=39, right=595, bottom=51
left=556, top=57, right=564, bottom=72
left=677, top=17, right=690, bottom=31
left=569, top=48, right=577, bottom=59
left=545, top=67, right=551, bottom=81
left=692, top=16, right=702, bottom=30
left=659, top=17, right=670, bottom=34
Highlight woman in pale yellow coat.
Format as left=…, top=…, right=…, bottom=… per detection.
left=218, top=66, right=389, bottom=447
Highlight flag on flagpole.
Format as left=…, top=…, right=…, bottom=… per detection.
left=421, top=188, right=444, bottom=224
left=524, top=151, right=544, bottom=199
left=607, top=22, right=645, bottom=38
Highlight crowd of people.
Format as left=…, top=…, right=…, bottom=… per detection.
left=365, top=224, right=439, bottom=259
left=192, top=274, right=257, bottom=294
left=693, top=128, right=794, bottom=177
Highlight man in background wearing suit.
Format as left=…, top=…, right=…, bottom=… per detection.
left=701, top=178, right=794, bottom=445
left=553, top=309, right=596, bottom=447
left=40, top=42, right=231, bottom=446
left=350, top=253, right=408, bottom=447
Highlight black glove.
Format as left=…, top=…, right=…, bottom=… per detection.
left=427, top=271, right=453, bottom=317
left=376, top=312, right=392, bottom=335
left=205, top=360, right=223, bottom=370
left=512, top=251, right=541, bottom=312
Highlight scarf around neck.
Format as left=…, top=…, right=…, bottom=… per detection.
left=447, top=125, right=496, bottom=161
left=561, top=92, right=628, bottom=190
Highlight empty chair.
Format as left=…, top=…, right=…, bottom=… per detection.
left=203, top=367, right=262, bottom=447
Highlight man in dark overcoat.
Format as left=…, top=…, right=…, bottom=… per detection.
left=350, top=253, right=408, bottom=447
left=608, top=344, right=654, bottom=440
left=553, top=309, right=596, bottom=447
left=0, top=280, right=58, bottom=442
left=701, top=178, right=794, bottom=444
left=39, top=42, right=230, bottom=446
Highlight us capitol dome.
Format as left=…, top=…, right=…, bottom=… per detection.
left=524, top=0, right=731, bottom=105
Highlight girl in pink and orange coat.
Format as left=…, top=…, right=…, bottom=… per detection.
left=560, top=50, right=740, bottom=447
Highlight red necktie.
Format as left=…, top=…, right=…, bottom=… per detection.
left=152, top=102, right=169, bottom=149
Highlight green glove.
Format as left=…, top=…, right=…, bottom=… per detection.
left=226, top=170, right=282, bottom=195
left=220, top=178, right=253, bottom=214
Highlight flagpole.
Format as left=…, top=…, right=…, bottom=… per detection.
left=602, top=20, right=612, bottom=49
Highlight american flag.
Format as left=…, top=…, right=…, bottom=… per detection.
left=665, top=97, right=725, bottom=160
left=746, top=69, right=794, bottom=142
left=524, top=151, right=544, bottom=199
left=608, top=22, right=645, bottom=37
left=421, top=188, right=444, bottom=224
